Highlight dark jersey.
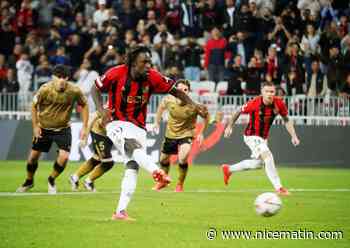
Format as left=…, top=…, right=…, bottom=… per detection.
left=241, top=96, right=288, bottom=139
left=95, top=64, right=175, bottom=129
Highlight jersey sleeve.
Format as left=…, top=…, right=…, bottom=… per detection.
left=95, top=67, right=118, bottom=91
left=240, top=98, right=256, bottom=114
left=32, top=85, right=47, bottom=108
left=276, top=98, right=288, bottom=117
left=148, top=69, right=175, bottom=94
left=76, top=87, right=88, bottom=106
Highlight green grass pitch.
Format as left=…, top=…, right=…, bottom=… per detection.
left=0, top=161, right=349, bottom=248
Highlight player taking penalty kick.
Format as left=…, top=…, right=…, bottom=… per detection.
left=92, top=46, right=207, bottom=221
left=16, top=65, right=89, bottom=194
left=222, top=81, right=300, bottom=196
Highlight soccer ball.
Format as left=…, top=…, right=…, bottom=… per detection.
left=254, top=192, right=282, bottom=217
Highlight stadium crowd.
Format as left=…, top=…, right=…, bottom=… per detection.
left=0, top=0, right=350, bottom=111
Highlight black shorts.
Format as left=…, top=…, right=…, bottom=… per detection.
left=91, top=131, right=113, bottom=160
left=161, top=137, right=193, bottom=155
left=32, top=127, right=71, bottom=153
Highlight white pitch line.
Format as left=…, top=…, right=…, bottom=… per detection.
left=0, top=188, right=350, bottom=197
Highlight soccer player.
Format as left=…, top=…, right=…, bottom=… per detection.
left=16, top=65, right=89, bottom=194
left=152, top=79, right=210, bottom=192
left=91, top=45, right=207, bottom=221
left=69, top=111, right=114, bottom=192
left=221, top=81, right=300, bottom=195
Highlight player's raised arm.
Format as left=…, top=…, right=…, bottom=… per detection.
left=169, top=84, right=207, bottom=116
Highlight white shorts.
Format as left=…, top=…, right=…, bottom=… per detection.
left=243, top=135, right=270, bottom=159
left=106, top=121, right=147, bottom=162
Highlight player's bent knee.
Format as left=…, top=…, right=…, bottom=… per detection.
left=126, top=160, right=139, bottom=170
left=58, top=150, right=70, bottom=162
left=260, top=150, right=273, bottom=161
left=124, top=138, right=142, bottom=157
left=101, top=160, right=114, bottom=172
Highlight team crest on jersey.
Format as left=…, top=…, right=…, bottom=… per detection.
left=143, top=86, right=149, bottom=93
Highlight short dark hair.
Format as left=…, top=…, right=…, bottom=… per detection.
left=175, top=79, right=191, bottom=91
left=261, top=81, right=275, bottom=88
left=52, top=64, right=70, bottom=78
left=126, top=45, right=151, bottom=68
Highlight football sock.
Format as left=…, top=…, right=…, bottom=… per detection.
left=160, top=161, right=170, bottom=174
left=178, top=163, right=188, bottom=185
left=26, top=162, right=38, bottom=180
left=132, top=148, right=159, bottom=173
left=49, top=161, right=66, bottom=179
left=229, top=159, right=263, bottom=172
left=116, top=169, right=138, bottom=213
left=75, top=158, right=100, bottom=179
left=263, top=155, right=282, bottom=190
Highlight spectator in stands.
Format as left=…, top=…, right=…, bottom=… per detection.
left=284, top=42, right=305, bottom=85
left=325, top=44, right=346, bottom=95
left=204, top=27, right=229, bottom=84
left=0, top=54, right=8, bottom=84
left=49, top=46, right=70, bottom=66
left=75, top=58, right=99, bottom=113
left=180, top=0, right=201, bottom=37
left=338, top=15, right=349, bottom=38
left=267, top=16, right=292, bottom=55
left=235, top=3, right=255, bottom=35
left=155, top=32, right=174, bottom=72
left=226, top=54, right=245, bottom=95
left=200, top=0, right=222, bottom=35
left=306, top=59, right=328, bottom=97
left=227, top=31, right=254, bottom=67
left=141, top=34, right=162, bottom=71
left=117, top=0, right=138, bottom=30
left=182, top=36, right=202, bottom=81
left=0, top=21, right=16, bottom=58
left=16, top=0, right=36, bottom=41
left=65, top=34, right=86, bottom=70
left=145, top=9, right=159, bottom=40
left=153, top=22, right=175, bottom=45
left=83, top=43, right=104, bottom=74
left=301, top=24, right=320, bottom=74
left=285, top=67, right=304, bottom=96
left=245, top=55, right=264, bottom=95
left=339, top=73, right=350, bottom=99
left=16, top=52, right=33, bottom=94
left=33, top=55, right=52, bottom=91
left=93, top=0, right=109, bottom=29
left=319, top=21, right=341, bottom=60
left=222, top=0, right=238, bottom=38
left=2, top=68, right=19, bottom=111
left=265, top=45, right=283, bottom=84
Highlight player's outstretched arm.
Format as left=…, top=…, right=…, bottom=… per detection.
left=169, top=87, right=206, bottom=115
left=282, top=116, right=300, bottom=146
left=224, top=111, right=241, bottom=138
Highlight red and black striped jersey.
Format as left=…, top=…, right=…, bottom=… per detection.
left=95, top=64, right=175, bottom=129
left=241, top=96, right=288, bottom=139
